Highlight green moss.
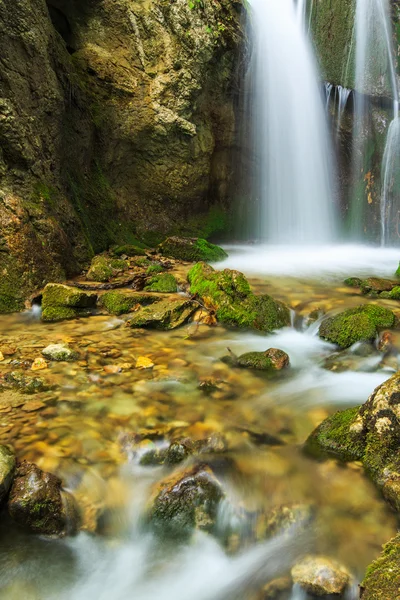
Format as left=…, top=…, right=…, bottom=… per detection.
left=99, top=291, right=160, bottom=315
left=319, top=304, right=395, bottom=348
left=42, top=306, right=91, bottom=322
left=0, top=294, right=24, bottom=314
left=42, top=284, right=95, bottom=308
left=146, top=264, right=164, bottom=275
left=112, top=245, right=146, bottom=257
left=237, top=352, right=274, bottom=371
left=361, top=535, right=400, bottom=600
left=304, top=406, right=365, bottom=462
left=387, top=286, right=400, bottom=300
left=395, top=263, right=400, bottom=278
left=344, top=277, right=362, bottom=287
left=86, top=256, right=128, bottom=282
left=159, top=237, right=228, bottom=263
left=144, top=273, right=177, bottom=293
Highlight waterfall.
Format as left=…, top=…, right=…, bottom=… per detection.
left=249, top=0, right=336, bottom=244
left=336, top=86, right=352, bottom=138
left=351, top=0, right=399, bottom=244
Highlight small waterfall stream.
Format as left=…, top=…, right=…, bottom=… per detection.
left=249, top=0, right=336, bottom=244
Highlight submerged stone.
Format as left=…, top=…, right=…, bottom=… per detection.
left=188, top=262, right=290, bottom=332
left=291, top=555, right=350, bottom=597
left=237, top=348, right=290, bottom=371
left=144, top=273, right=177, bottom=293
left=159, top=236, right=228, bottom=262
left=0, top=445, right=15, bottom=503
left=146, top=465, right=224, bottom=540
left=319, top=304, right=395, bottom=349
left=42, top=344, right=78, bottom=361
left=344, top=277, right=363, bottom=287
left=129, top=298, right=196, bottom=330
left=4, top=371, right=46, bottom=394
left=8, top=462, right=79, bottom=536
left=41, top=283, right=96, bottom=322
left=360, top=277, right=397, bottom=295
left=86, top=256, right=128, bottom=282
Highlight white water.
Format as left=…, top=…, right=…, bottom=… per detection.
left=250, top=0, right=336, bottom=244
left=336, top=86, right=352, bottom=138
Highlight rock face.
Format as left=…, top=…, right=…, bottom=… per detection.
left=291, top=555, right=350, bottom=597
left=305, top=371, right=400, bottom=512
left=0, top=0, right=244, bottom=311
left=360, top=534, right=400, bottom=600
left=8, top=462, right=79, bottom=535
left=188, top=262, right=290, bottom=332
left=0, top=445, right=15, bottom=503
left=318, top=304, right=395, bottom=349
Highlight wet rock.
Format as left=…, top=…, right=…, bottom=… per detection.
left=137, top=434, right=227, bottom=467
left=144, top=273, right=177, bottom=293
left=360, top=534, right=400, bottom=600
left=86, top=256, right=128, bottom=282
left=42, top=344, right=78, bottom=362
left=111, top=245, right=146, bottom=257
left=188, top=262, right=290, bottom=333
left=8, top=462, right=79, bottom=536
left=41, top=284, right=97, bottom=322
left=4, top=371, right=46, bottom=394
left=257, top=504, right=313, bottom=540
left=291, top=555, right=350, bottom=597
left=381, top=285, right=400, bottom=300
left=377, top=331, right=397, bottom=354
left=0, top=445, right=15, bottom=503
left=344, top=277, right=363, bottom=287
left=237, top=349, right=290, bottom=372
left=128, top=298, right=197, bottom=330
left=146, top=465, right=224, bottom=540
left=360, top=277, right=397, bottom=295
left=159, top=237, right=227, bottom=263
left=319, top=304, right=395, bottom=349
left=98, top=291, right=161, bottom=315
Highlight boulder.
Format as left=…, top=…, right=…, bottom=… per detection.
left=159, top=237, right=228, bottom=263
left=144, top=273, right=177, bottom=293
left=360, top=534, right=400, bottom=600
left=129, top=298, right=197, bottom=330
left=146, top=465, right=224, bottom=540
left=41, top=283, right=97, bottom=322
left=188, top=262, right=290, bottom=332
left=98, top=291, right=161, bottom=315
left=344, top=277, right=363, bottom=287
left=360, top=277, right=397, bottom=295
left=42, top=344, right=78, bottom=361
left=86, top=256, right=128, bottom=282
left=0, top=445, right=15, bottom=503
left=137, top=434, right=227, bottom=467
left=8, top=462, right=79, bottom=536
left=111, top=245, right=146, bottom=257
left=237, top=349, right=290, bottom=371
left=319, top=304, right=395, bottom=349
left=291, top=555, right=350, bottom=597
left=305, top=371, right=400, bottom=512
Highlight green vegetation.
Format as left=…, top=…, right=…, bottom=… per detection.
left=86, top=256, right=128, bottom=282
left=41, top=283, right=96, bottom=322
left=112, top=245, right=146, bottom=257
left=144, top=273, right=178, bottom=293
left=159, top=237, right=228, bottom=263
left=361, top=535, right=400, bottom=599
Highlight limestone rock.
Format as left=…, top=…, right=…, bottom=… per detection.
left=146, top=465, right=224, bottom=540
left=159, top=237, right=228, bottom=263
left=188, top=262, right=290, bottom=332
left=8, top=462, right=79, bottom=536
left=0, top=445, right=15, bottom=503
left=41, top=284, right=97, bottom=322
left=129, top=298, right=196, bottom=330
left=42, top=344, right=78, bottom=361
left=319, top=304, right=395, bottom=349
left=237, top=348, right=290, bottom=371
left=291, top=555, right=350, bottom=597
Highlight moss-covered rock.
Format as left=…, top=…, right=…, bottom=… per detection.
left=8, top=461, right=79, bottom=536
left=146, top=465, right=224, bottom=540
left=98, top=291, right=161, bottom=316
left=146, top=264, right=164, bottom=275
left=188, top=262, right=290, bottom=332
left=360, top=535, right=400, bottom=600
left=344, top=277, right=363, bottom=288
left=360, top=278, right=397, bottom=295
left=0, top=294, right=24, bottom=314
left=144, top=273, right=177, bottom=293
left=129, top=298, right=196, bottom=330
left=291, top=555, right=351, bottom=597
left=159, top=237, right=228, bottom=263
left=395, top=263, right=400, bottom=278
left=86, top=256, right=128, bottom=282
left=237, top=348, right=290, bottom=372
left=4, top=372, right=46, bottom=394
left=0, top=445, right=15, bottom=503
left=41, top=283, right=96, bottom=322
left=42, top=344, right=78, bottom=362
left=319, top=304, right=395, bottom=348
left=111, top=245, right=146, bottom=257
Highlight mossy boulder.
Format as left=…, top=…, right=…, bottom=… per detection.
left=129, top=298, right=196, bottom=330
left=146, top=465, right=224, bottom=540
left=111, top=245, right=146, bottom=257
left=319, top=304, right=395, bottom=349
left=42, top=344, right=78, bottom=362
left=159, top=237, right=228, bottom=263
left=144, top=273, right=177, bottom=293
left=344, top=277, right=363, bottom=288
left=188, top=262, right=290, bottom=332
left=360, top=535, right=400, bottom=600
left=98, top=291, right=161, bottom=316
left=305, top=371, right=400, bottom=513
left=360, top=278, right=397, bottom=295
left=41, top=283, right=97, bottom=322
left=4, top=372, right=46, bottom=394
left=237, top=348, right=290, bottom=372
left=384, top=286, right=400, bottom=300
left=0, top=445, right=15, bottom=503
left=8, top=462, right=79, bottom=536
left=86, top=256, right=128, bottom=282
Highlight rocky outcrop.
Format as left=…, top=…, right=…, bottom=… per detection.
left=41, top=283, right=97, bottom=321
left=0, top=0, right=245, bottom=311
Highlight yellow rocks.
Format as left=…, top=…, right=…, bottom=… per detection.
left=0, top=351, right=4, bottom=362
left=31, top=357, right=48, bottom=371
left=136, top=357, right=154, bottom=370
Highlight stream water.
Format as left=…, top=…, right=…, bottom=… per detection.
left=0, top=246, right=399, bottom=599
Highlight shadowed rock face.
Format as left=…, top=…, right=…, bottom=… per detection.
left=0, top=0, right=245, bottom=310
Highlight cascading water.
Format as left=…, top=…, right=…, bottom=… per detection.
left=350, top=0, right=399, bottom=243
left=249, top=0, right=336, bottom=244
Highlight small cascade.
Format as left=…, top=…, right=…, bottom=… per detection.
left=324, top=82, right=334, bottom=110
left=336, top=86, right=352, bottom=137
left=249, top=0, right=336, bottom=244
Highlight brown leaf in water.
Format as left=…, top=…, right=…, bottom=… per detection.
left=136, top=357, right=154, bottom=370
left=31, top=357, right=48, bottom=371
